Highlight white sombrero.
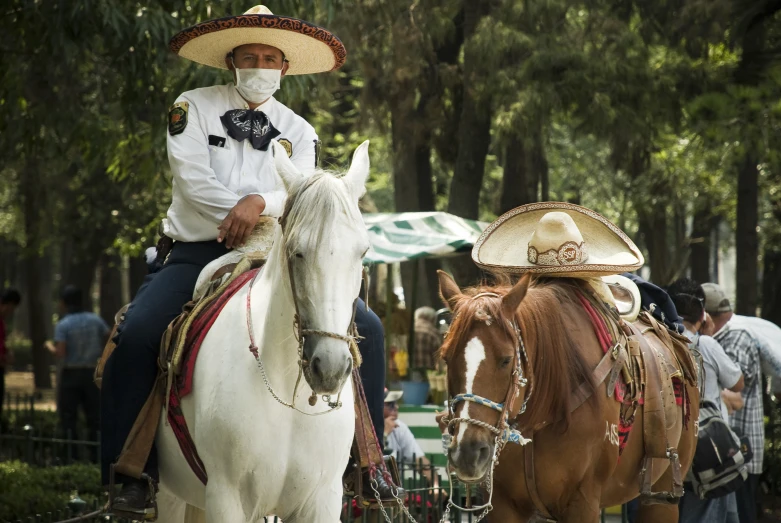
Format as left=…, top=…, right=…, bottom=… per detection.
left=472, top=202, right=644, bottom=278
left=169, top=5, right=346, bottom=75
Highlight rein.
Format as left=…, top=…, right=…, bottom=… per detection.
left=244, top=217, right=361, bottom=416
left=440, top=292, right=532, bottom=520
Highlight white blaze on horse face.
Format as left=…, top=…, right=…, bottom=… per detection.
left=457, top=336, right=486, bottom=443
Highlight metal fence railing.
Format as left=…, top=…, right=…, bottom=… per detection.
left=2, top=393, right=628, bottom=523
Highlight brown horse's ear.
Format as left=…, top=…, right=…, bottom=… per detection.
left=438, top=270, right=462, bottom=309
left=502, top=274, right=530, bottom=316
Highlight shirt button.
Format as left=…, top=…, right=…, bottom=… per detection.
left=242, top=171, right=246, bottom=176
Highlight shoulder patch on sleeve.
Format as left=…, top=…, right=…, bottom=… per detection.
left=278, top=138, right=293, bottom=157
left=168, top=101, right=189, bottom=136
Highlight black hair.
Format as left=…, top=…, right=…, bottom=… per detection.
left=60, top=285, right=84, bottom=314
left=667, top=278, right=705, bottom=324
left=0, top=288, right=21, bottom=305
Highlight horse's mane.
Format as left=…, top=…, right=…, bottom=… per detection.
left=441, top=277, right=597, bottom=429
left=279, top=170, right=362, bottom=257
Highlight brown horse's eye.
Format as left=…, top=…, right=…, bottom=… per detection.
left=500, top=357, right=512, bottom=368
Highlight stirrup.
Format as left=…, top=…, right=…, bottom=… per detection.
left=108, top=465, right=160, bottom=521
left=638, top=449, right=684, bottom=505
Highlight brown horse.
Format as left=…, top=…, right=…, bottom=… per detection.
left=437, top=271, right=699, bottom=523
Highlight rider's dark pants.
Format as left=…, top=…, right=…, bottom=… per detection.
left=100, top=240, right=387, bottom=485
left=101, top=240, right=228, bottom=485
left=355, top=300, right=386, bottom=449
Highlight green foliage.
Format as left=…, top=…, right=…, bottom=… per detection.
left=0, top=461, right=103, bottom=522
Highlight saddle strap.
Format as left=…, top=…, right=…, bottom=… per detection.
left=568, top=342, right=628, bottom=414
left=523, top=437, right=556, bottom=522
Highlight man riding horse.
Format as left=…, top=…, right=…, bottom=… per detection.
left=101, top=6, right=395, bottom=515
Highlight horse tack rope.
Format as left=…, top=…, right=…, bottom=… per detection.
left=437, top=292, right=533, bottom=523
left=244, top=236, right=362, bottom=416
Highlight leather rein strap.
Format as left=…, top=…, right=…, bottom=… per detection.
left=243, top=220, right=361, bottom=415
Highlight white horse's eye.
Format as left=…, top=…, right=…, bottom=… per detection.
left=295, top=253, right=304, bottom=259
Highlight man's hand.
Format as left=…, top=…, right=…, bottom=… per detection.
left=721, top=389, right=744, bottom=414
left=701, top=313, right=716, bottom=336
left=218, top=195, right=266, bottom=249
left=384, top=416, right=398, bottom=437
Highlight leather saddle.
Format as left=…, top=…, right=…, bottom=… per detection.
left=622, top=311, right=698, bottom=504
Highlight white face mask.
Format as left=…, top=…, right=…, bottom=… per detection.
left=233, top=59, right=281, bottom=103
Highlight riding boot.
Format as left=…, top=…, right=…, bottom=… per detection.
left=362, top=462, right=406, bottom=502
left=112, top=477, right=157, bottom=520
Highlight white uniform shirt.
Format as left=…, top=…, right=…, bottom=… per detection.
left=164, top=84, right=318, bottom=242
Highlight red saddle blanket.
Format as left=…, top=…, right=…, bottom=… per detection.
left=166, top=268, right=260, bottom=484
left=577, top=294, right=683, bottom=456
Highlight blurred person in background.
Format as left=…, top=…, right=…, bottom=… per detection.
left=0, top=288, right=21, bottom=420
left=45, top=285, right=109, bottom=447
left=703, top=282, right=764, bottom=523
left=384, top=389, right=439, bottom=491
left=669, top=278, right=743, bottom=523
left=413, top=306, right=442, bottom=371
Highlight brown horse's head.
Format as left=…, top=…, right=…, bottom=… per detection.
left=438, top=271, right=595, bottom=483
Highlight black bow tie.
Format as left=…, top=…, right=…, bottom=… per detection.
left=220, top=109, right=281, bottom=151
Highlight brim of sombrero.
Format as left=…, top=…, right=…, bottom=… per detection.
left=169, top=14, right=346, bottom=75
left=472, top=202, right=644, bottom=277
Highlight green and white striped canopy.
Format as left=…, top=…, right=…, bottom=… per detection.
left=362, top=212, right=488, bottom=265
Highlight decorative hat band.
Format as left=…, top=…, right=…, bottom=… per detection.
left=528, top=241, right=588, bottom=267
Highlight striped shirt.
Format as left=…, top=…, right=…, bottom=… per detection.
left=715, top=325, right=763, bottom=474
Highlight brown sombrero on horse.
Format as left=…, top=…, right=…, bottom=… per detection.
left=437, top=202, right=700, bottom=522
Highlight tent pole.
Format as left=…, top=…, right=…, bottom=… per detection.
left=407, top=258, right=419, bottom=377
left=384, top=263, right=393, bottom=385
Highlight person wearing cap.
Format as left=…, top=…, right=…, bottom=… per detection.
left=668, top=278, right=744, bottom=523
left=101, top=6, right=394, bottom=515
left=383, top=390, right=439, bottom=490
left=702, top=282, right=764, bottom=523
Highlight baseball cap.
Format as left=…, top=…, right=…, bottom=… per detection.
left=702, top=283, right=732, bottom=314
left=384, top=388, right=403, bottom=403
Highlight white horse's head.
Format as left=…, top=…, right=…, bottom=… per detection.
left=272, top=140, right=371, bottom=395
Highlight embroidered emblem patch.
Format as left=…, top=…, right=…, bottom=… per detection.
left=168, top=102, right=189, bottom=136
left=278, top=138, right=293, bottom=157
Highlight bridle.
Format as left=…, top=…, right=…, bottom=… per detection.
left=244, top=210, right=362, bottom=416
left=440, top=292, right=533, bottom=520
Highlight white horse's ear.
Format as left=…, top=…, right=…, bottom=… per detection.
left=272, top=140, right=303, bottom=191
left=343, top=140, right=370, bottom=201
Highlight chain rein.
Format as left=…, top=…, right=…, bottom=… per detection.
left=244, top=221, right=361, bottom=415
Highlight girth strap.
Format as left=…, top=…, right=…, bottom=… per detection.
left=523, top=341, right=628, bottom=522
left=524, top=437, right=556, bottom=522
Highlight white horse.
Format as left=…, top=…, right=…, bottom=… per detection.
left=155, top=140, right=372, bottom=523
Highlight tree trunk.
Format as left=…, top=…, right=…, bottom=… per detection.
left=762, top=244, right=781, bottom=325
left=22, top=160, right=52, bottom=390
left=128, top=254, right=149, bottom=300
left=735, top=153, right=759, bottom=315
left=690, top=206, right=714, bottom=284
left=499, top=135, right=534, bottom=213
left=99, top=253, right=124, bottom=327
left=446, top=1, right=493, bottom=286
left=534, top=133, right=549, bottom=202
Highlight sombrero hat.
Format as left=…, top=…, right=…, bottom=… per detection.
left=472, top=202, right=644, bottom=278
left=169, top=5, right=346, bottom=75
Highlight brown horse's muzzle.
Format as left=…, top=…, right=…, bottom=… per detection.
left=449, top=435, right=494, bottom=482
